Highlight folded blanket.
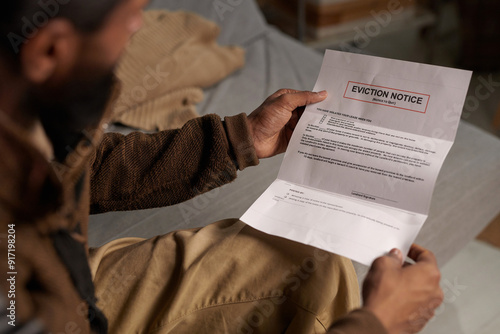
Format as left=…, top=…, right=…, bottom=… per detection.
left=112, top=10, right=246, bottom=131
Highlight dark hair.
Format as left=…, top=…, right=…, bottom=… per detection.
left=0, top=0, right=123, bottom=61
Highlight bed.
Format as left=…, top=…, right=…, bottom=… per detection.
left=88, top=0, right=500, bottom=281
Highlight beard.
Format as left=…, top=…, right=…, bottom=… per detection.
left=24, top=67, right=116, bottom=162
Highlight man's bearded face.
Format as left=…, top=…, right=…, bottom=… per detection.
left=25, top=63, right=116, bottom=161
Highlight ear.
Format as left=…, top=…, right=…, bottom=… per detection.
left=20, top=19, right=81, bottom=84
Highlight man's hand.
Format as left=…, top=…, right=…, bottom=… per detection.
left=247, top=89, right=327, bottom=159
left=362, top=245, right=444, bottom=334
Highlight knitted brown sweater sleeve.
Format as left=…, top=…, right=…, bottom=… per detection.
left=89, top=113, right=259, bottom=214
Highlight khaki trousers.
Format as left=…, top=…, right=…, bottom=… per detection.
left=88, top=219, right=360, bottom=333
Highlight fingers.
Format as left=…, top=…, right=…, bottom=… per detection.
left=268, top=89, right=302, bottom=99
left=372, top=245, right=435, bottom=271
left=403, top=261, right=413, bottom=268
left=286, top=90, right=328, bottom=108
left=407, top=244, right=438, bottom=265
left=294, top=106, right=306, bottom=122
left=407, top=244, right=441, bottom=289
left=371, top=249, right=403, bottom=272
left=388, top=248, right=404, bottom=264
left=269, top=89, right=328, bottom=108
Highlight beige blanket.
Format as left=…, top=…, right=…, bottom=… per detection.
left=112, top=10, right=245, bottom=131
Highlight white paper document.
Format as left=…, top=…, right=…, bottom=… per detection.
left=241, top=50, right=472, bottom=266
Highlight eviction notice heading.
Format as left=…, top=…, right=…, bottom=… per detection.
left=241, top=50, right=472, bottom=266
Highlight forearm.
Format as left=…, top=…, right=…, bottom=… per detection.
left=90, top=113, right=259, bottom=214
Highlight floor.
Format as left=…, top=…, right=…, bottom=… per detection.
left=261, top=1, right=500, bottom=333
left=421, top=240, right=500, bottom=334
left=477, top=213, right=500, bottom=249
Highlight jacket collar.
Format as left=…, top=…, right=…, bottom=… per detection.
left=0, top=110, right=62, bottom=222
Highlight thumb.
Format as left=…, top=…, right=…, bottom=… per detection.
left=388, top=248, right=404, bottom=265
left=284, top=90, right=328, bottom=109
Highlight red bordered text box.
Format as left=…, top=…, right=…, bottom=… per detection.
left=343, top=81, right=430, bottom=114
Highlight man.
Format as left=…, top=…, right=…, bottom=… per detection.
left=0, top=0, right=443, bottom=333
